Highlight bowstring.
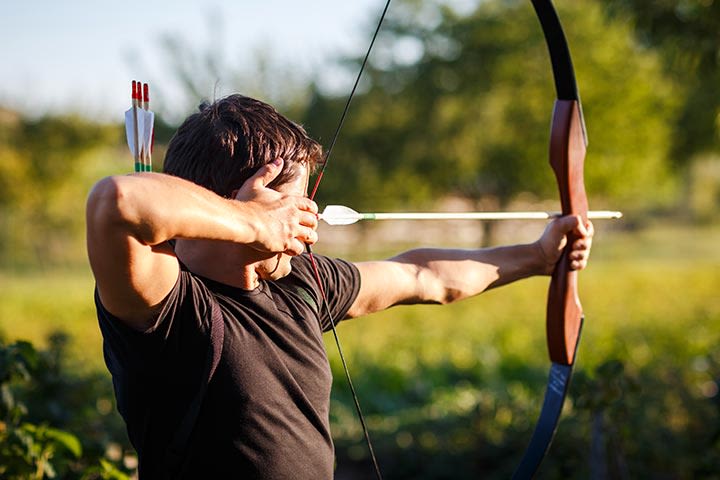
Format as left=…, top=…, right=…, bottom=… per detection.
left=306, top=251, right=382, bottom=480
left=308, top=0, right=393, bottom=202
left=306, top=2, right=393, bottom=479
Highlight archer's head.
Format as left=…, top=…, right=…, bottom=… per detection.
left=163, top=94, right=323, bottom=196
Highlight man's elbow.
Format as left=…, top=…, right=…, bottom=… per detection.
left=420, top=269, right=471, bottom=305
left=86, top=176, right=136, bottom=232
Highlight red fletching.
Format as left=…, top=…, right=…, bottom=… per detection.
left=143, top=83, right=149, bottom=104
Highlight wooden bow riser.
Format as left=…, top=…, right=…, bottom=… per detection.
left=546, top=99, right=588, bottom=366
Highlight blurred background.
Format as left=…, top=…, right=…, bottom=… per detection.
left=0, top=0, right=718, bottom=478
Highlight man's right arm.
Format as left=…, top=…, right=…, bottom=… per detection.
left=346, top=216, right=593, bottom=319
left=86, top=160, right=317, bottom=331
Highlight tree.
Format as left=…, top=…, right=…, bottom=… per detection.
left=133, top=12, right=313, bottom=127
left=604, top=0, right=720, bottom=164
left=304, top=0, right=679, bottom=215
left=0, top=110, right=119, bottom=267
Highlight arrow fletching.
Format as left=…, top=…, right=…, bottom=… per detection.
left=124, top=81, right=139, bottom=170
left=141, top=109, right=154, bottom=170
left=141, top=83, right=155, bottom=172
left=319, top=204, right=366, bottom=225
left=125, top=81, right=155, bottom=172
left=124, top=108, right=137, bottom=158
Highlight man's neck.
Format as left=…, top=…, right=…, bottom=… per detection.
left=174, top=239, right=265, bottom=290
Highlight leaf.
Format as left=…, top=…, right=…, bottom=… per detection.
left=98, top=458, right=132, bottom=480
left=43, top=427, right=83, bottom=458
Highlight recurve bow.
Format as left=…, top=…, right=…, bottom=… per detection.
left=512, top=1, right=589, bottom=477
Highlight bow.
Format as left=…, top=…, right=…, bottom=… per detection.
left=310, top=1, right=588, bottom=478
left=305, top=3, right=393, bottom=479
left=512, top=1, right=588, bottom=477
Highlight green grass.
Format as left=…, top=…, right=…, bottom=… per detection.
left=1, top=223, right=718, bottom=478
left=1, top=223, right=717, bottom=373
left=321, top=224, right=720, bottom=478
left=0, top=267, right=100, bottom=371
left=327, top=223, right=720, bottom=369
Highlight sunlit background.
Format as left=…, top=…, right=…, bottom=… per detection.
left=0, top=0, right=718, bottom=478
left=2, top=0, right=397, bottom=122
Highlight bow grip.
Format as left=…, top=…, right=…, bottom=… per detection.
left=546, top=99, right=588, bottom=366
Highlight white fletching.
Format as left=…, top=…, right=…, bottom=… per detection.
left=124, top=108, right=138, bottom=157
left=141, top=109, right=154, bottom=159
left=319, top=205, right=364, bottom=225
left=125, top=108, right=145, bottom=156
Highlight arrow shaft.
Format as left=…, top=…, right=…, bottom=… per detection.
left=320, top=210, right=621, bottom=223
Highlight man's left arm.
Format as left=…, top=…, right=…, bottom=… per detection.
left=346, top=215, right=592, bottom=318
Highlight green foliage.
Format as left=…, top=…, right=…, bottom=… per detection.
left=0, top=340, right=82, bottom=478
left=324, top=224, right=720, bottom=478
left=0, top=270, right=101, bottom=370
left=0, top=422, right=81, bottom=479
left=604, top=0, right=720, bottom=163
left=0, top=225, right=717, bottom=478
left=0, top=0, right=712, bottom=267
left=0, top=111, right=123, bottom=268
left=80, top=459, right=132, bottom=480
left=0, top=0, right=717, bottom=476
left=0, top=338, right=131, bottom=479
left=305, top=0, right=679, bottom=212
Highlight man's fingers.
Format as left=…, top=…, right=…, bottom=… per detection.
left=540, top=214, right=594, bottom=272
left=569, top=247, right=589, bottom=261
left=569, top=250, right=589, bottom=270
left=570, top=259, right=586, bottom=271
left=554, top=215, right=594, bottom=241
left=569, top=218, right=593, bottom=271
left=285, top=239, right=306, bottom=256
left=582, top=219, right=595, bottom=240
left=576, top=236, right=592, bottom=249
left=284, top=228, right=318, bottom=256
left=300, top=227, right=318, bottom=246
left=573, top=216, right=592, bottom=238
left=299, top=210, right=318, bottom=229
left=246, top=158, right=284, bottom=192
left=293, top=223, right=318, bottom=248
left=298, top=197, right=319, bottom=215
left=548, top=215, right=576, bottom=240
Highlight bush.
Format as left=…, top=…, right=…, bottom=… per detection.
left=0, top=338, right=131, bottom=479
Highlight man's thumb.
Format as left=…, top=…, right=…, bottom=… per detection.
left=555, top=214, right=584, bottom=236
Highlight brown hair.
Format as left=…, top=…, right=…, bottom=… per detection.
left=163, top=94, right=323, bottom=196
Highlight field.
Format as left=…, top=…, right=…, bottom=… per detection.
left=1, top=223, right=719, bottom=478
left=324, top=224, right=720, bottom=478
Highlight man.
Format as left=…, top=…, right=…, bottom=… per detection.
left=86, top=95, right=592, bottom=479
